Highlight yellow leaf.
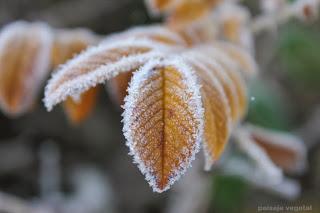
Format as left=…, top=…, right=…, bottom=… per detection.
left=123, top=58, right=203, bottom=192
left=0, top=21, right=52, bottom=116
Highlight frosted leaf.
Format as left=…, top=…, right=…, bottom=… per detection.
left=44, top=38, right=172, bottom=111
left=50, top=28, right=101, bottom=123
left=198, top=45, right=248, bottom=120
left=106, top=71, right=134, bottom=106
left=122, top=57, right=204, bottom=192
left=214, top=2, right=254, bottom=52
left=176, top=16, right=218, bottom=45
left=185, top=50, right=240, bottom=122
left=0, top=21, right=53, bottom=116
left=182, top=51, right=232, bottom=170
left=51, top=28, right=99, bottom=68
left=223, top=155, right=301, bottom=200
left=234, top=127, right=283, bottom=183
left=209, top=42, right=258, bottom=77
left=165, top=0, right=223, bottom=29
left=63, top=86, right=99, bottom=124
left=245, top=124, right=307, bottom=174
left=103, top=25, right=187, bottom=106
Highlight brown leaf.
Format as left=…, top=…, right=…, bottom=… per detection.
left=122, top=58, right=204, bottom=192
left=0, top=21, right=52, bottom=116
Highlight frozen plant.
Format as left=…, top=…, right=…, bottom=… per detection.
left=0, top=0, right=318, bottom=193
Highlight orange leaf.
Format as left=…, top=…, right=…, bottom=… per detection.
left=51, top=29, right=99, bottom=123
left=186, top=51, right=239, bottom=122
left=107, top=71, right=133, bottom=106
left=200, top=45, right=248, bottom=121
left=183, top=52, right=231, bottom=169
left=211, top=42, right=258, bottom=77
left=123, top=58, right=203, bottom=192
left=167, top=0, right=222, bottom=29
left=104, top=25, right=185, bottom=106
left=63, top=86, right=99, bottom=124
left=44, top=39, right=171, bottom=111
left=51, top=28, right=98, bottom=68
left=167, top=1, right=210, bottom=29
left=176, top=17, right=218, bottom=46
left=0, top=21, right=52, bottom=116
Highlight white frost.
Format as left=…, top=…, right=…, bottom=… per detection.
left=44, top=38, right=173, bottom=111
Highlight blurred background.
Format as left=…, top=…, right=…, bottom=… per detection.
left=0, top=0, right=319, bottom=212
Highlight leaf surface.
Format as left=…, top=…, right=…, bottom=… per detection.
left=63, top=86, right=99, bottom=124
left=104, top=25, right=186, bottom=106
left=50, top=29, right=100, bottom=123
left=51, top=28, right=98, bottom=68
left=123, top=58, right=203, bottom=192
left=200, top=46, right=248, bottom=121
left=247, top=125, right=307, bottom=173
left=183, top=52, right=231, bottom=170
left=0, top=21, right=52, bottom=116
left=44, top=39, right=170, bottom=111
